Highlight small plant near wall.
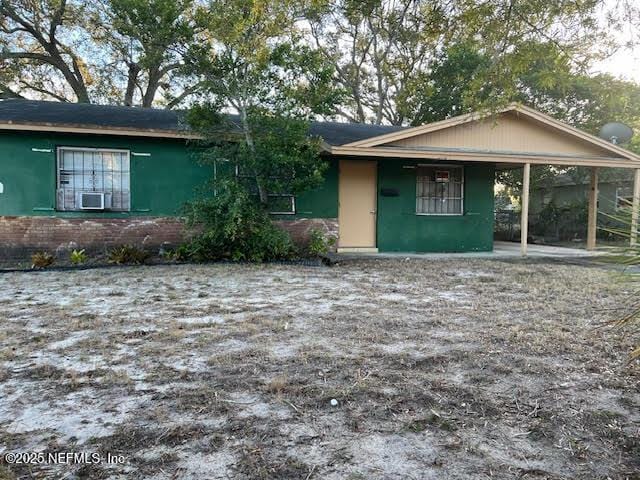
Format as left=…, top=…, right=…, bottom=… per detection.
left=31, top=251, right=54, bottom=269
left=70, top=249, right=88, bottom=265
left=306, top=228, right=336, bottom=257
left=159, top=249, right=178, bottom=262
left=107, top=245, right=150, bottom=265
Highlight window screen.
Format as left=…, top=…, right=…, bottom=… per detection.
left=57, top=147, right=130, bottom=211
left=416, top=166, right=463, bottom=215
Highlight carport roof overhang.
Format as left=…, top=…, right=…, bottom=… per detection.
left=322, top=103, right=640, bottom=170
left=326, top=144, right=640, bottom=169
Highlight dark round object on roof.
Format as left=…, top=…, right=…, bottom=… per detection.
left=599, top=122, right=634, bottom=145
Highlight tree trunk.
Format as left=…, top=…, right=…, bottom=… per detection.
left=142, top=68, right=162, bottom=107
left=239, top=107, right=269, bottom=205
left=124, top=63, right=140, bottom=106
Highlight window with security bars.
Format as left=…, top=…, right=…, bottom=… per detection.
left=416, top=166, right=463, bottom=215
left=56, top=147, right=130, bottom=211
left=235, top=165, right=296, bottom=214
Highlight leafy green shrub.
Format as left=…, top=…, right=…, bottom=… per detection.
left=107, top=245, right=150, bottom=265
left=181, top=182, right=296, bottom=263
left=306, top=228, right=336, bottom=257
left=70, top=249, right=88, bottom=265
left=31, top=251, right=55, bottom=269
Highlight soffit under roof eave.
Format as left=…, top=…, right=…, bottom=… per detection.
left=328, top=145, right=640, bottom=169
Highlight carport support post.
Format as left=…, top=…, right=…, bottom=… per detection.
left=587, top=167, right=598, bottom=251
left=520, top=163, right=531, bottom=257
left=631, top=168, right=640, bottom=246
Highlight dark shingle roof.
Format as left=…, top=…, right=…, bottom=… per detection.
left=0, top=99, right=407, bottom=146
left=0, top=99, right=184, bottom=132
left=308, top=120, right=405, bottom=145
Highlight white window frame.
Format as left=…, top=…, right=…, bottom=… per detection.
left=268, top=194, right=296, bottom=215
left=416, top=164, right=464, bottom=216
left=56, top=146, right=131, bottom=212
left=615, top=186, right=634, bottom=211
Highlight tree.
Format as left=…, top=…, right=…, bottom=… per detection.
left=0, top=0, right=199, bottom=106
left=184, top=0, right=338, bottom=204
left=0, top=0, right=94, bottom=102
left=89, top=0, right=198, bottom=107
left=407, top=41, right=489, bottom=125
left=307, top=0, right=611, bottom=125
left=177, top=0, right=339, bottom=262
left=307, top=0, right=446, bottom=125
left=500, top=71, right=640, bottom=195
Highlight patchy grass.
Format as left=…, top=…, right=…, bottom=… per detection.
left=0, top=259, right=638, bottom=479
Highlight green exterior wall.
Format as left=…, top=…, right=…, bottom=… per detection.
left=0, top=130, right=210, bottom=217
left=0, top=129, right=496, bottom=252
left=272, top=158, right=338, bottom=220
left=376, top=159, right=495, bottom=252
left=0, top=130, right=338, bottom=219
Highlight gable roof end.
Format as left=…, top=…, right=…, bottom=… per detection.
left=341, top=103, right=640, bottom=163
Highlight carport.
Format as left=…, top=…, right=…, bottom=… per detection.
left=325, top=103, right=640, bottom=256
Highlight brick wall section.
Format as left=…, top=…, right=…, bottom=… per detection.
left=274, top=218, right=339, bottom=251
left=0, top=216, right=186, bottom=260
left=0, top=216, right=339, bottom=259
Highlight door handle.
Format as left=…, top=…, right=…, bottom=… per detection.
left=370, top=210, right=376, bottom=214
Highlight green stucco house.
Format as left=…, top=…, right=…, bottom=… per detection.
left=1, top=100, right=639, bottom=258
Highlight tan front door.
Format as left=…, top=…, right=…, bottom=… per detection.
left=338, top=160, right=377, bottom=249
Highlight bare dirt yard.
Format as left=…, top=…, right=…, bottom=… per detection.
left=0, top=258, right=638, bottom=479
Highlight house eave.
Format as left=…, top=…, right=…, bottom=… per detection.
left=328, top=145, right=640, bottom=169
left=0, top=121, right=201, bottom=140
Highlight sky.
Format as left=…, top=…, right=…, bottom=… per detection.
left=593, top=48, right=640, bottom=82
left=591, top=1, right=640, bottom=82
left=592, top=34, right=640, bottom=82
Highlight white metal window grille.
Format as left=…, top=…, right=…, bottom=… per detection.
left=416, top=165, right=464, bottom=215
left=57, top=147, right=130, bottom=211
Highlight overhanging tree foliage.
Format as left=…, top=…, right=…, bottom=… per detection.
left=184, top=0, right=338, bottom=204
left=0, top=0, right=199, bottom=106
left=1, top=0, right=637, bottom=118
left=306, top=0, right=615, bottom=125
left=89, top=0, right=198, bottom=107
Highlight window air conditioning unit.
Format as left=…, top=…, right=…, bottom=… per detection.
left=77, top=192, right=112, bottom=210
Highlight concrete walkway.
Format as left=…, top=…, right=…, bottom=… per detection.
left=335, top=241, right=603, bottom=260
